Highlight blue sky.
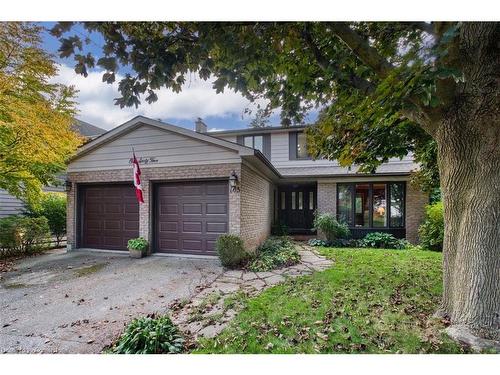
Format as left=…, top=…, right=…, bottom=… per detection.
left=41, top=22, right=317, bottom=131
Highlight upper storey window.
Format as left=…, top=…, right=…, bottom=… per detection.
left=289, top=131, right=311, bottom=160
left=243, top=135, right=264, bottom=153
left=238, top=134, right=270, bottom=159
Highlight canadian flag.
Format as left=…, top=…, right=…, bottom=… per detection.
left=132, top=152, right=144, bottom=204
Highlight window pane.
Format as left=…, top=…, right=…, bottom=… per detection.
left=291, top=191, right=296, bottom=210
left=244, top=136, right=253, bottom=148
left=281, top=191, right=286, bottom=210
left=355, top=184, right=370, bottom=227
left=298, top=192, right=303, bottom=210
left=390, top=183, right=404, bottom=227
left=372, top=183, right=387, bottom=227
left=337, top=184, right=352, bottom=225
left=296, top=132, right=308, bottom=159
left=309, top=191, right=314, bottom=210
left=253, top=136, right=263, bottom=152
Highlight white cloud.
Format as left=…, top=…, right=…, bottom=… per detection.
left=53, top=64, right=269, bottom=130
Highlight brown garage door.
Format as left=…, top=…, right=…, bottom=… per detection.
left=81, top=184, right=139, bottom=250
left=155, top=181, right=228, bottom=255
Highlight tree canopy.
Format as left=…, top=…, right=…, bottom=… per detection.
left=0, top=23, right=81, bottom=206
left=50, top=22, right=459, bottom=191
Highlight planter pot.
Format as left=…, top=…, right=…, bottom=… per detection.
left=128, top=248, right=146, bottom=259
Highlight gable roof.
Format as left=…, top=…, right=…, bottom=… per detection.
left=72, top=119, right=106, bottom=138
left=68, top=116, right=281, bottom=178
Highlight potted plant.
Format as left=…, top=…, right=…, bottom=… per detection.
left=127, top=237, right=149, bottom=258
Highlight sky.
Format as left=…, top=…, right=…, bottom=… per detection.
left=41, top=23, right=317, bottom=132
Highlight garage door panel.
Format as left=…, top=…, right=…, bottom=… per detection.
left=182, top=239, right=203, bottom=251
left=206, top=203, right=227, bottom=214
left=206, top=240, right=216, bottom=252
left=183, top=221, right=202, bottom=233
left=104, top=220, right=121, bottom=230
left=124, top=220, right=139, bottom=231
left=162, top=204, right=178, bottom=214
left=183, top=203, right=202, bottom=214
left=81, top=184, right=139, bottom=251
left=206, top=183, right=227, bottom=196
left=124, top=204, right=139, bottom=214
left=159, top=239, right=179, bottom=251
left=206, top=222, right=227, bottom=233
left=183, top=185, right=203, bottom=196
left=160, top=221, right=178, bottom=233
left=155, top=181, right=228, bottom=255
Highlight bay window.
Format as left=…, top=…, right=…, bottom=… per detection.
left=337, top=182, right=405, bottom=228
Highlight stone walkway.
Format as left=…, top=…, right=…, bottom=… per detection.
left=170, top=243, right=333, bottom=342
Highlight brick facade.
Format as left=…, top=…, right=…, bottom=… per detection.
left=239, top=163, right=275, bottom=251
left=66, top=163, right=241, bottom=251
left=317, top=182, right=337, bottom=216
left=67, top=163, right=427, bottom=254
left=405, top=182, right=428, bottom=243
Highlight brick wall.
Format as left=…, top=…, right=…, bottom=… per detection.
left=316, top=182, right=336, bottom=239
left=66, top=163, right=241, bottom=250
left=406, top=182, right=429, bottom=244
left=317, top=182, right=336, bottom=215
left=239, top=163, right=275, bottom=252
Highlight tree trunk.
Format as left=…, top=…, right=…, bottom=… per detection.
left=435, top=23, right=500, bottom=340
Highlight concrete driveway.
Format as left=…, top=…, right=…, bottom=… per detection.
left=0, top=250, right=222, bottom=353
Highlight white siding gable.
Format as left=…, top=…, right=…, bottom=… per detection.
left=68, top=125, right=241, bottom=172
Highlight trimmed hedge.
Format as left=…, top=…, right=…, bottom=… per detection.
left=215, top=234, right=249, bottom=268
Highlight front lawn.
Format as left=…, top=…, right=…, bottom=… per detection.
left=195, top=248, right=468, bottom=353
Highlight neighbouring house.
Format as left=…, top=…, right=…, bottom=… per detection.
left=65, top=116, right=428, bottom=256
left=0, top=119, right=106, bottom=218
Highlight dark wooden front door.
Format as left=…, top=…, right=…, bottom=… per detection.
left=154, top=181, right=228, bottom=255
left=80, top=184, right=139, bottom=250
left=278, top=184, right=317, bottom=233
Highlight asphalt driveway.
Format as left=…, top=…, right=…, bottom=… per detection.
left=0, top=250, right=222, bottom=353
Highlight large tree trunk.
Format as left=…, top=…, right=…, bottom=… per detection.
left=435, top=22, right=500, bottom=341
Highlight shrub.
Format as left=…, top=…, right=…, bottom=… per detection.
left=358, top=232, right=407, bottom=249
left=0, top=215, right=50, bottom=257
left=216, top=234, right=248, bottom=269
left=112, top=314, right=184, bottom=354
left=248, top=236, right=300, bottom=272
left=308, top=237, right=359, bottom=248
left=127, top=237, right=149, bottom=252
left=271, top=222, right=289, bottom=236
left=313, top=213, right=350, bottom=243
left=308, top=238, right=329, bottom=247
left=26, top=193, right=67, bottom=246
left=418, top=201, right=444, bottom=251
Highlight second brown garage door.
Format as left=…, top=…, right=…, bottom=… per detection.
left=80, top=184, right=139, bottom=251
left=155, top=181, right=228, bottom=255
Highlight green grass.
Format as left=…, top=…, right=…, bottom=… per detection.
left=195, top=248, right=468, bottom=354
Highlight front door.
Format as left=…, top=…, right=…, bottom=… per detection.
left=278, top=184, right=316, bottom=234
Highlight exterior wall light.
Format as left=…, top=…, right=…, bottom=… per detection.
left=65, top=179, right=72, bottom=192
left=229, top=170, right=240, bottom=192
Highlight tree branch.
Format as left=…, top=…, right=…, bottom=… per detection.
left=302, top=25, right=375, bottom=95
left=329, top=22, right=394, bottom=79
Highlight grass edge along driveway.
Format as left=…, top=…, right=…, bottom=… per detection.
left=195, top=248, right=468, bottom=354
